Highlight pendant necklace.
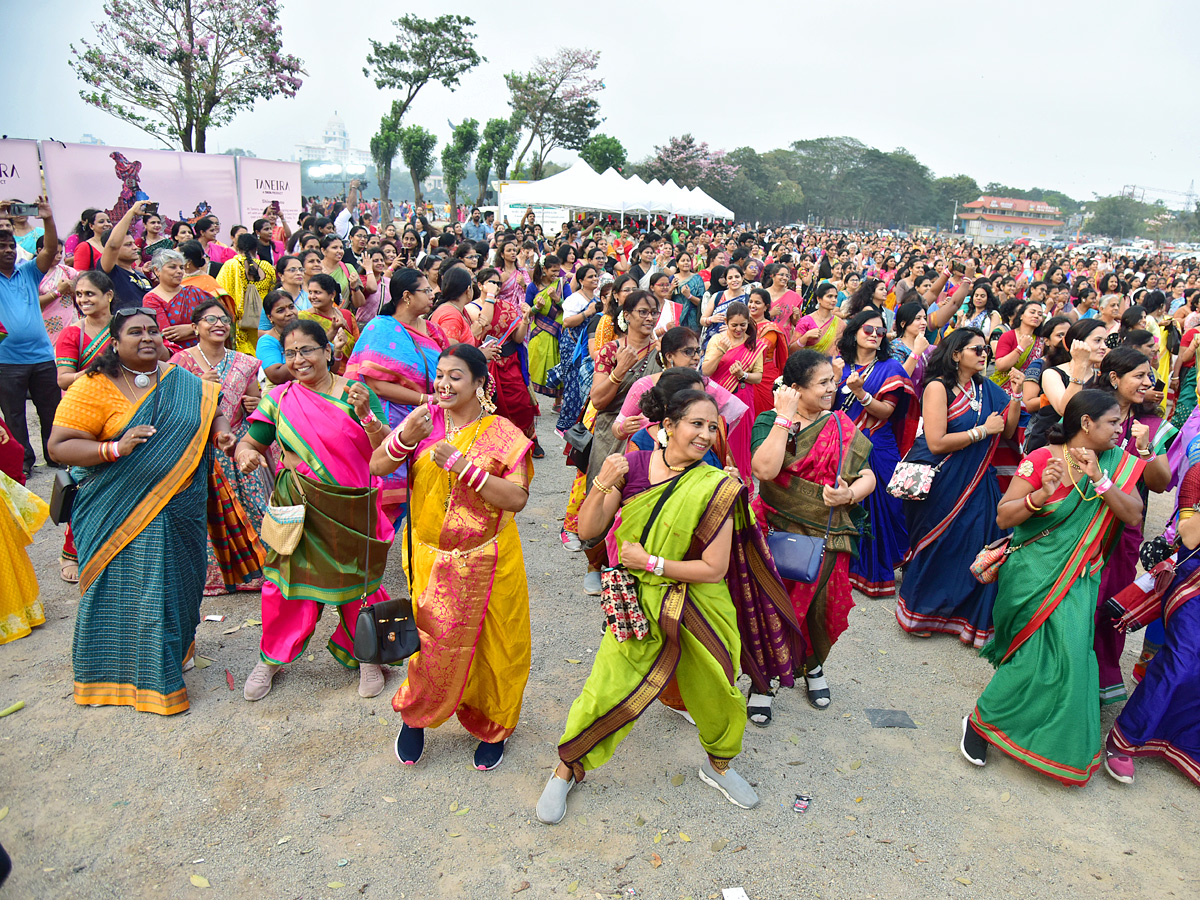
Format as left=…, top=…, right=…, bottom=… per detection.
left=444, top=410, right=485, bottom=511
left=121, top=363, right=156, bottom=389
left=198, top=345, right=228, bottom=373
left=661, top=449, right=687, bottom=472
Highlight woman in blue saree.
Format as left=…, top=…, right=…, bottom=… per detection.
left=835, top=309, right=918, bottom=598
left=49, top=310, right=261, bottom=715
left=897, top=328, right=1021, bottom=646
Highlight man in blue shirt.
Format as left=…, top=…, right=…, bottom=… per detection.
left=0, top=198, right=61, bottom=479
left=463, top=207, right=488, bottom=242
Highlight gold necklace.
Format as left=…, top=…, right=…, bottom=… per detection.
left=445, top=406, right=483, bottom=441
left=661, top=449, right=688, bottom=472
left=1063, top=450, right=1097, bottom=501
left=444, top=415, right=485, bottom=511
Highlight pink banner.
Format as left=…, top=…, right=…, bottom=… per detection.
left=0, top=139, right=43, bottom=202
left=41, top=142, right=239, bottom=234
left=237, top=157, right=301, bottom=232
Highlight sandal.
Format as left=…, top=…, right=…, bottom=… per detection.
left=60, top=557, right=79, bottom=584
left=804, top=666, right=831, bottom=710
left=747, top=692, right=773, bottom=727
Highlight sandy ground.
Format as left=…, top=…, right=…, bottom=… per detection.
left=1, top=407, right=1198, bottom=900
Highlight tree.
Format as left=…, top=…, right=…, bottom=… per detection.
left=639, top=134, right=738, bottom=193
left=441, top=119, right=480, bottom=216
left=931, top=174, right=981, bottom=228
left=399, top=125, right=438, bottom=207
left=529, top=97, right=600, bottom=179
left=714, top=147, right=803, bottom=222
left=579, top=134, right=627, bottom=173
left=790, top=137, right=868, bottom=225
left=69, top=0, right=304, bottom=153
left=369, top=116, right=404, bottom=222
left=219, top=148, right=257, bottom=157
left=506, top=48, right=604, bottom=177
left=474, top=117, right=517, bottom=204
left=493, top=115, right=522, bottom=181
left=363, top=14, right=483, bottom=220
left=1086, top=195, right=1155, bottom=241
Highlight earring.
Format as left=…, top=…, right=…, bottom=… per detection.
left=1084, top=426, right=1090, bottom=434
left=476, top=384, right=485, bottom=404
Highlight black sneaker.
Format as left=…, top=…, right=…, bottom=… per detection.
left=960, top=715, right=988, bottom=767
left=394, top=723, right=425, bottom=766
left=474, top=738, right=505, bottom=771
left=531, top=440, right=545, bottom=460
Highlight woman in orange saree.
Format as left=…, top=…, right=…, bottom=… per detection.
left=374, top=344, right=534, bottom=772
left=702, top=302, right=762, bottom=482
left=747, top=289, right=791, bottom=417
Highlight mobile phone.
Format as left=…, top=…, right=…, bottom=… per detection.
left=270, top=200, right=281, bottom=213
left=6, top=202, right=38, bottom=217
left=143, top=201, right=159, bottom=215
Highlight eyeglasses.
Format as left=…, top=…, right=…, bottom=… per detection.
left=860, top=324, right=886, bottom=337
left=632, top=308, right=661, bottom=319
left=409, top=287, right=435, bottom=295
left=199, top=314, right=232, bottom=325
left=283, top=346, right=326, bottom=361
left=964, top=344, right=989, bottom=355
left=677, top=347, right=702, bottom=358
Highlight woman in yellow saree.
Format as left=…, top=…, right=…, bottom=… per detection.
left=371, top=344, right=534, bottom=772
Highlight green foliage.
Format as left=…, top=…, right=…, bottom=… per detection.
left=711, top=147, right=803, bottom=223
left=399, top=125, right=438, bottom=206
left=441, top=119, right=481, bottom=214
left=1085, top=195, right=1156, bottom=240
left=364, top=14, right=482, bottom=217
left=370, top=116, right=405, bottom=221
left=579, top=134, right=627, bottom=173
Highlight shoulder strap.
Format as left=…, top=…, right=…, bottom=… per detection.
left=822, top=413, right=846, bottom=541
left=639, top=456, right=704, bottom=546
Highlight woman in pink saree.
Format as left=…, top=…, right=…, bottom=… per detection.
left=233, top=320, right=395, bottom=703
left=701, top=302, right=763, bottom=482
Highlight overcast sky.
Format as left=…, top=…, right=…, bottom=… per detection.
left=9, top=0, right=1198, bottom=204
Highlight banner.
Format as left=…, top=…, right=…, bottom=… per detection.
left=0, top=139, right=43, bottom=202
left=237, top=157, right=301, bottom=231
left=41, top=142, right=239, bottom=235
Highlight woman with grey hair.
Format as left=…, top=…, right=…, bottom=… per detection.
left=145, top=247, right=215, bottom=349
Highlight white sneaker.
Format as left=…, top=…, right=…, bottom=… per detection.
left=561, top=530, right=583, bottom=552
left=358, top=663, right=386, bottom=698
left=243, top=661, right=280, bottom=701
left=535, top=772, right=576, bottom=824
left=583, top=570, right=602, bottom=595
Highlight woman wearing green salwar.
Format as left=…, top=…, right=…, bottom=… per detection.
left=961, top=390, right=1146, bottom=786
left=537, top=389, right=761, bottom=825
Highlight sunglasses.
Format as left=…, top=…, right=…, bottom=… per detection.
left=861, top=324, right=886, bottom=337
left=964, top=344, right=989, bottom=355
left=113, top=307, right=157, bottom=320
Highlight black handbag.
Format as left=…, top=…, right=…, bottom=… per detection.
left=564, top=421, right=593, bottom=473
left=353, top=485, right=420, bottom=665
left=767, top=413, right=845, bottom=584
left=49, top=468, right=77, bottom=526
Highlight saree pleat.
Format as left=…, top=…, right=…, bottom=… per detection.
left=392, top=410, right=534, bottom=742
left=971, top=447, right=1143, bottom=784
left=71, top=368, right=217, bottom=715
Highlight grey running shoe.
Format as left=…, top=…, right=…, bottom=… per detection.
left=535, top=772, right=576, bottom=824
left=698, top=760, right=759, bottom=809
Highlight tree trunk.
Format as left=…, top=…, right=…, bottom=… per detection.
left=511, top=132, right=537, bottom=177
left=448, top=187, right=457, bottom=220
left=193, top=123, right=204, bottom=153
left=476, top=167, right=490, bottom=205
left=411, top=170, right=424, bottom=207
left=378, top=162, right=393, bottom=224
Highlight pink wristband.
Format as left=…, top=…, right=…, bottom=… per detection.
left=1094, top=474, right=1114, bottom=495
left=644, top=555, right=657, bottom=573
left=444, top=449, right=463, bottom=471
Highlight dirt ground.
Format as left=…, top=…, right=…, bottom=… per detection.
left=1, top=410, right=1198, bottom=900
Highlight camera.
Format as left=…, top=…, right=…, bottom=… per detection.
left=6, top=202, right=38, bottom=217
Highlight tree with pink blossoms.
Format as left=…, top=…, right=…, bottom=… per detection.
left=70, top=0, right=305, bottom=153
left=639, top=134, right=739, bottom=194
left=506, top=48, right=604, bottom=180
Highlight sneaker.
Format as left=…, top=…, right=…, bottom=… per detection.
left=698, top=759, right=759, bottom=809
left=535, top=772, right=576, bottom=825
left=394, top=723, right=425, bottom=765
left=358, top=663, right=386, bottom=698
left=960, top=715, right=988, bottom=767
left=561, top=530, right=583, bottom=552
left=243, top=661, right=280, bottom=702
left=474, top=738, right=505, bottom=771
left=1104, top=734, right=1135, bottom=784
left=531, top=440, right=545, bottom=459
left=583, top=570, right=602, bottom=595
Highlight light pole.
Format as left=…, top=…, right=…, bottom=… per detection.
left=952, top=199, right=958, bottom=235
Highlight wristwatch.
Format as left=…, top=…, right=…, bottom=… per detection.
left=653, top=556, right=665, bottom=577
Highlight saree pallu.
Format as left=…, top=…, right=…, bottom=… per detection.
left=72, top=369, right=220, bottom=715
left=555, top=322, right=589, bottom=434
left=55, top=325, right=111, bottom=374
left=675, top=275, right=705, bottom=332
left=971, top=447, right=1144, bottom=785
left=1110, top=552, right=1200, bottom=786
left=990, top=336, right=1043, bottom=387
left=797, top=314, right=838, bottom=355
left=485, top=270, right=538, bottom=437
left=300, top=308, right=360, bottom=371
left=586, top=345, right=663, bottom=490
left=752, top=411, right=873, bottom=664
left=752, top=323, right=790, bottom=417
left=346, top=317, right=447, bottom=521
left=558, top=466, right=749, bottom=777
left=701, top=290, right=747, bottom=350
left=897, top=379, right=1009, bottom=648
left=712, top=343, right=761, bottom=483
left=392, top=410, right=534, bottom=742
left=1093, top=413, right=1169, bottom=703
left=171, top=350, right=269, bottom=594
left=839, top=358, right=918, bottom=598
left=145, top=285, right=213, bottom=349
left=0, top=469, right=49, bottom=645
left=1171, top=364, right=1198, bottom=431
left=528, top=282, right=564, bottom=398
left=249, top=381, right=396, bottom=668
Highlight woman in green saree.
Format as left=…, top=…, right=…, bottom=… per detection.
left=961, top=390, right=1146, bottom=785
left=537, top=389, right=764, bottom=824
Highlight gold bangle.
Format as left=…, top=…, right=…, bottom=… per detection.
left=608, top=371, right=622, bottom=384
left=1180, top=508, right=1196, bottom=520
left=593, top=481, right=614, bottom=494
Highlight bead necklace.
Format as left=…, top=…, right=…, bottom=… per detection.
left=198, top=344, right=229, bottom=373
left=661, top=448, right=687, bottom=472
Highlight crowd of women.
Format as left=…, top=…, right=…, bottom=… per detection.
left=4, top=199, right=1200, bottom=823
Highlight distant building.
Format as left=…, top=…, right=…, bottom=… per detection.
left=79, top=133, right=106, bottom=146
left=958, top=196, right=1064, bottom=243
left=294, top=112, right=372, bottom=167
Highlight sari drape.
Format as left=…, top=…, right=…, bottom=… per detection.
left=144, top=285, right=213, bottom=349
left=0, top=468, right=49, bottom=645
left=752, top=411, right=873, bottom=664
left=55, top=324, right=111, bottom=374
left=528, top=280, right=566, bottom=397
left=392, top=409, right=534, bottom=742
left=752, top=322, right=790, bottom=417
left=345, top=317, right=449, bottom=520
left=586, top=341, right=663, bottom=489
left=558, top=464, right=748, bottom=777
left=897, top=379, right=1009, bottom=647
left=838, top=358, right=918, bottom=598
left=971, top=446, right=1144, bottom=785
left=701, top=290, right=748, bottom=349
left=710, top=341, right=762, bottom=481
left=249, top=380, right=395, bottom=668
left=171, top=349, right=269, bottom=594
left=69, top=367, right=222, bottom=714
left=796, top=314, right=838, bottom=355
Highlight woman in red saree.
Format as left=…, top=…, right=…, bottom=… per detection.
left=747, top=289, right=790, bottom=417
left=702, top=302, right=762, bottom=483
